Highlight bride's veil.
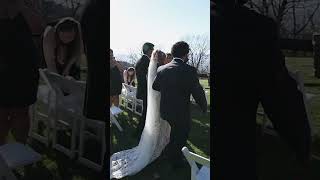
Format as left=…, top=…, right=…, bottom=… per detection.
left=110, top=50, right=171, bottom=179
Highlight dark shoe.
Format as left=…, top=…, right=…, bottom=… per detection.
left=172, top=159, right=187, bottom=170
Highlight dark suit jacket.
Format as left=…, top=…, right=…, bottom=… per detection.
left=110, top=66, right=122, bottom=96
left=152, top=58, right=207, bottom=128
left=135, top=55, right=150, bottom=101
left=81, top=0, right=108, bottom=120
left=213, top=5, right=311, bottom=179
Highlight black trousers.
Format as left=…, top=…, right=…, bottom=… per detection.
left=165, top=120, right=190, bottom=164
left=136, top=96, right=147, bottom=133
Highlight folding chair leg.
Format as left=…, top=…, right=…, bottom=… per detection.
left=111, top=115, right=123, bottom=132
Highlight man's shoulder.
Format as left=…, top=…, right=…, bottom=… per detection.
left=156, top=63, right=168, bottom=73
left=184, top=63, right=197, bottom=73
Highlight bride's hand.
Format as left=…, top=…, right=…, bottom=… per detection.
left=151, top=50, right=166, bottom=64
left=151, top=50, right=160, bottom=62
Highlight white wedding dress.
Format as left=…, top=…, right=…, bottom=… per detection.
left=110, top=55, right=171, bottom=179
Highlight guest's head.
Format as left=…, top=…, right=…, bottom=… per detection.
left=171, top=41, right=190, bottom=62
left=127, top=67, right=135, bottom=76
left=56, top=19, right=79, bottom=44
left=110, top=49, right=114, bottom=60
left=142, top=42, right=154, bottom=58
left=164, top=53, right=173, bottom=64
left=110, top=49, right=116, bottom=68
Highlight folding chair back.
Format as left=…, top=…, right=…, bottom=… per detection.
left=182, top=147, right=210, bottom=180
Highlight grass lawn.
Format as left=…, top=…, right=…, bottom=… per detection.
left=110, top=79, right=210, bottom=179
left=7, top=78, right=209, bottom=180
left=12, top=56, right=320, bottom=179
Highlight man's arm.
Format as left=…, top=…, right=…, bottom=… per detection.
left=259, top=18, right=311, bottom=167
left=190, top=68, right=207, bottom=113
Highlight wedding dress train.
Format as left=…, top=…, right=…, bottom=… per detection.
left=110, top=54, right=171, bottom=179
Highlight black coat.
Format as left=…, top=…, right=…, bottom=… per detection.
left=212, top=5, right=311, bottom=179
left=135, top=55, right=149, bottom=101
left=110, top=66, right=122, bottom=96
left=81, top=0, right=108, bottom=120
left=153, top=58, right=207, bottom=128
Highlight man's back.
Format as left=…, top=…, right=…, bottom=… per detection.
left=135, top=55, right=149, bottom=100
left=213, top=4, right=310, bottom=179
left=153, top=59, right=207, bottom=125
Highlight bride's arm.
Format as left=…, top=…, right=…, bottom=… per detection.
left=152, top=71, right=161, bottom=92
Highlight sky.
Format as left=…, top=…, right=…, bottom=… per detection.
left=110, top=0, right=210, bottom=56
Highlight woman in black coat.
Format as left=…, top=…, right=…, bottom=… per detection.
left=0, top=0, right=40, bottom=145
left=110, top=49, right=123, bottom=107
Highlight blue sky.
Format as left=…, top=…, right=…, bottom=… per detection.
left=110, top=0, right=210, bottom=56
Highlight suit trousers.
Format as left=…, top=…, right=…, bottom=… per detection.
left=165, top=120, right=190, bottom=165
left=137, top=96, right=147, bottom=133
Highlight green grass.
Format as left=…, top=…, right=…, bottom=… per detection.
left=257, top=57, right=320, bottom=160
left=7, top=78, right=210, bottom=180
left=111, top=100, right=210, bottom=179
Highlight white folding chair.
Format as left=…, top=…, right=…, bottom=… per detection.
left=78, top=118, right=106, bottom=171
left=123, top=84, right=136, bottom=112
left=119, top=84, right=127, bottom=108
left=110, top=106, right=123, bottom=131
left=0, top=143, right=41, bottom=179
left=30, top=69, right=58, bottom=146
left=119, top=94, right=127, bottom=108
left=134, top=99, right=143, bottom=116
left=182, top=147, right=210, bottom=180
left=33, top=69, right=85, bottom=158
left=51, top=77, right=86, bottom=158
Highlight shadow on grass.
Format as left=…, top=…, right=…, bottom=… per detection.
left=111, top=104, right=210, bottom=180
left=26, top=138, right=103, bottom=180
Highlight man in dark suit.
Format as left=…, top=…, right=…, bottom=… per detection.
left=153, top=41, right=207, bottom=168
left=212, top=0, right=311, bottom=179
left=80, top=0, right=107, bottom=177
left=135, top=42, right=154, bottom=134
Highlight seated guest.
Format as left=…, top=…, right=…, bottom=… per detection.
left=123, top=67, right=136, bottom=87
left=42, top=17, right=84, bottom=80
left=110, top=49, right=123, bottom=107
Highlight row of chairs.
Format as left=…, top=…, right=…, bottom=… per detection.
left=119, top=83, right=144, bottom=116
left=29, top=69, right=106, bottom=171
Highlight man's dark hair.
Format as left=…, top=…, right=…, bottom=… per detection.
left=142, top=42, right=154, bottom=54
left=171, top=41, right=190, bottom=58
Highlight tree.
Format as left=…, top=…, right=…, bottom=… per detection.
left=182, top=34, right=210, bottom=73
left=127, top=48, right=141, bottom=66
left=248, top=0, right=320, bottom=39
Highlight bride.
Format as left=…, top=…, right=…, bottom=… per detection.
left=110, top=50, right=171, bottom=179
